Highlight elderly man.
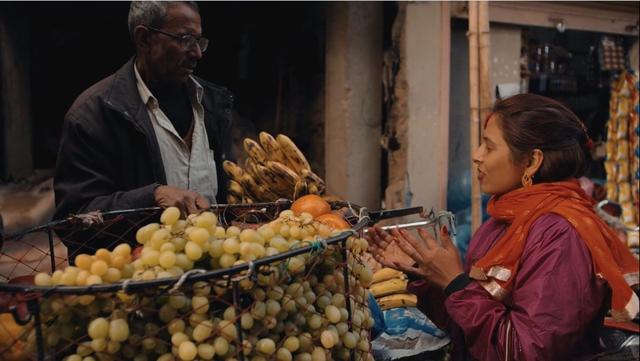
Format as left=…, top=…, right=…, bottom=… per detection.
left=54, top=1, right=232, bottom=255
left=55, top=1, right=232, bottom=218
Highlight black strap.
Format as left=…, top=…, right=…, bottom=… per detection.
left=444, top=273, right=472, bottom=297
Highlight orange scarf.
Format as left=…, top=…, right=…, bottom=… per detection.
left=469, top=180, right=639, bottom=321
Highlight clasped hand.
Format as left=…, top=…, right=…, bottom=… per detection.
left=154, top=185, right=210, bottom=217
left=366, top=226, right=464, bottom=289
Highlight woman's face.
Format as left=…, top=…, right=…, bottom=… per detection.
left=472, top=115, right=526, bottom=196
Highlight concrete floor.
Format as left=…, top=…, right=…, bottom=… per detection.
left=0, top=174, right=67, bottom=281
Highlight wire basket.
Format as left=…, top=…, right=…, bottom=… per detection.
left=0, top=201, right=431, bottom=361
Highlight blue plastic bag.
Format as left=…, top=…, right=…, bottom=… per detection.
left=368, top=292, right=386, bottom=340
left=383, top=307, right=446, bottom=338
left=372, top=307, right=450, bottom=360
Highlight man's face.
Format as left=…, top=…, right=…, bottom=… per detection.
left=146, top=3, right=203, bottom=86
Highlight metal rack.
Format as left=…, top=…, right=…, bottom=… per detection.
left=0, top=201, right=449, bottom=361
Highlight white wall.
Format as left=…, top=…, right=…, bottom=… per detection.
left=405, top=2, right=450, bottom=211
left=325, top=2, right=383, bottom=209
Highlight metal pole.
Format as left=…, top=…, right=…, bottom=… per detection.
left=0, top=213, right=4, bottom=252
left=27, top=299, right=45, bottom=361
left=47, top=228, right=56, bottom=272
left=478, top=0, right=492, bottom=132
left=468, top=1, right=483, bottom=232
left=340, top=238, right=355, bottom=361
left=232, top=281, right=245, bottom=361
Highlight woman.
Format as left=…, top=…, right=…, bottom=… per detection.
left=367, top=94, right=639, bottom=360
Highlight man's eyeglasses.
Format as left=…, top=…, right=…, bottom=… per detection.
left=146, top=26, right=209, bottom=53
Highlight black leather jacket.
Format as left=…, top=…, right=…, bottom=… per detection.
left=54, top=57, right=234, bottom=221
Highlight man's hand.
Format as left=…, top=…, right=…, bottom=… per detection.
left=154, top=185, right=210, bottom=216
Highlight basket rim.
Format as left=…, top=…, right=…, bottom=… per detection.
left=2, top=201, right=296, bottom=242
left=0, top=201, right=425, bottom=294
left=0, top=226, right=362, bottom=295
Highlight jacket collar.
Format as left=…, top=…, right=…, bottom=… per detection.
left=103, top=57, right=166, bottom=183
left=102, top=57, right=152, bottom=129
left=103, top=56, right=232, bottom=150
left=133, top=62, right=205, bottom=108
left=105, top=57, right=216, bottom=124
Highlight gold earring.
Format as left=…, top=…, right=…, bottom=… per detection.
left=522, top=173, right=532, bottom=187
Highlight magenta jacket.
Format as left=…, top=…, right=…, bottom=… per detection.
left=408, top=213, right=609, bottom=361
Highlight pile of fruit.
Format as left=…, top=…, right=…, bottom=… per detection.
left=223, top=132, right=327, bottom=204
left=369, top=268, right=416, bottom=311
left=6, top=196, right=374, bottom=361
left=0, top=313, right=28, bottom=361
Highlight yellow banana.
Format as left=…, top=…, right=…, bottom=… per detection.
left=228, top=180, right=246, bottom=198
left=266, top=161, right=300, bottom=188
left=372, top=268, right=406, bottom=285
left=276, top=134, right=311, bottom=173
left=238, top=173, right=260, bottom=200
left=293, top=180, right=309, bottom=200
left=244, top=158, right=259, bottom=178
left=377, top=293, right=417, bottom=310
left=301, top=169, right=326, bottom=194
left=240, top=172, right=278, bottom=202
left=256, top=164, right=292, bottom=198
left=227, top=194, right=241, bottom=204
left=301, top=169, right=325, bottom=186
left=259, top=132, right=287, bottom=163
left=242, top=196, right=254, bottom=204
left=243, top=138, right=268, bottom=165
left=223, top=160, right=245, bottom=182
left=257, top=185, right=280, bottom=202
left=369, top=277, right=408, bottom=298
left=243, top=158, right=287, bottom=202
left=243, top=158, right=283, bottom=201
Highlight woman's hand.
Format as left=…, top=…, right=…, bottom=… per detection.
left=375, top=226, right=464, bottom=289
left=366, top=227, right=416, bottom=270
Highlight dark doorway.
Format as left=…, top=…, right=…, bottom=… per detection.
left=1, top=2, right=327, bottom=173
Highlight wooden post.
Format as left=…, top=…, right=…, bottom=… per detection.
left=468, top=1, right=482, bottom=232
left=478, top=1, right=492, bottom=133
left=438, top=2, right=452, bottom=210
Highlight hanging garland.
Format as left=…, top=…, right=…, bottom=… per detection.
left=605, top=71, right=640, bottom=241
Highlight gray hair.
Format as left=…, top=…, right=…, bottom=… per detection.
left=128, top=1, right=199, bottom=39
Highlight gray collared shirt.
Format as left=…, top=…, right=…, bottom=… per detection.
left=134, top=64, right=218, bottom=204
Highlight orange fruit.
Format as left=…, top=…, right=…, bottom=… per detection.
left=316, top=213, right=350, bottom=230
left=0, top=313, right=28, bottom=361
left=291, top=195, right=331, bottom=218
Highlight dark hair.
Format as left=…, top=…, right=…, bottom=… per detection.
left=490, top=93, right=592, bottom=183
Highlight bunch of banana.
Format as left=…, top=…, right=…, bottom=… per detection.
left=223, top=132, right=327, bottom=204
left=369, top=267, right=417, bottom=310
